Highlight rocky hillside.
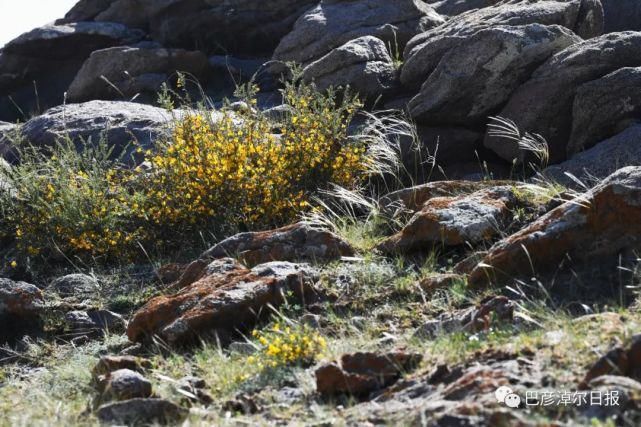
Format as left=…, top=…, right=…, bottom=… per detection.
left=2, top=0, right=641, bottom=426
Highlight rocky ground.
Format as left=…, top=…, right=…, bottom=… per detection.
left=2, top=0, right=641, bottom=426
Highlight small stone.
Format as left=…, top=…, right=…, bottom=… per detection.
left=93, top=355, right=152, bottom=380
left=301, top=313, right=321, bottom=329
left=99, top=369, right=152, bottom=402
left=96, top=398, right=187, bottom=425
left=48, top=274, right=99, bottom=300
left=228, top=341, right=257, bottom=355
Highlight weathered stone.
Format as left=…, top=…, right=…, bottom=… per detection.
left=21, top=100, right=174, bottom=155
left=201, top=223, right=354, bottom=266
left=469, top=166, right=641, bottom=287
left=378, top=186, right=518, bottom=253
left=99, top=369, right=153, bottom=402
left=601, top=0, right=641, bottom=33
left=316, top=351, right=423, bottom=397
left=67, top=44, right=209, bottom=103
left=302, top=36, right=398, bottom=101
left=0, top=22, right=144, bottom=121
left=485, top=32, right=641, bottom=163
left=408, top=24, right=579, bottom=125
left=381, top=180, right=510, bottom=212
left=93, top=355, right=152, bottom=380
left=0, top=278, right=44, bottom=318
left=96, top=398, right=187, bottom=425
left=426, top=0, right=502, bottom=16
left=418, top=273, right=465, bottom=294
left=0, top=278, right=44, bottom=343
left=583, top=375, right=641, bottom=420
left=2, top=22, right=143, bottom=60
left=543, top=125, right=641, bottom=189
left=274, top=0, right=444, bottom=67
left=402, top=0, right=604, bottom=89
left=127, top=260, right=317, bottom=345
left=65, top=309, right=125, bottom=333
left=48, top=273, right=99, bottom=300
left=568, top=67, right=641, bottom=155
left=0, top=122, right=19, bottom=163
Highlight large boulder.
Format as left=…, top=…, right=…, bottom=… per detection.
left=96, top=398, right=187, bottom=425
left=408, top=23, right=580, bottom=125
left=0, top=278, right=45, bottom=342
left=2, top=22, right=143, bottom=60
left=67, top=44, right=210, bottom=103
left=567, top=67, right=641, bottom=155
left=21, top=100, right=174, bottom=155
left=601, top=0, right=641, bottom=33
left=401, top=0, right=604, bottom=90
left=0, top=278, right=44, bottom=319
left=543, top=125, right=641, bottom=188
left=302, top=36, right=398, bottom=101
left=273, top=0, right=444, bottom=68
left=485, top=32, right=641, bottom=164
left=378, top=186, right=519, bottom=253
left=0, top=22, right=144, bottom=121
left=426, top=0, right=502, bottom=16
left=127, top=259, right=318, bottom=345
left=62, top=0, right=317, bottom=55
left=202, top=222, right=354, bottom=266
left=469, top=166, right=641, bottom=288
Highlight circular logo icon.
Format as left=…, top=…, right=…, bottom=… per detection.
left=495, top=386, right=513, bottom=403
left=504, top=393, right=522, bottom=408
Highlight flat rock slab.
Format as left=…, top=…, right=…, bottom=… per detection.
left=96, top=398, right=187, bottom=425
left=316, top=351, right=423, bottom=397
left=378, top=186, right=519, bottom=253
left=202, top=222, right=354, bottom=266
left=127, top=259, right=318, bottom=346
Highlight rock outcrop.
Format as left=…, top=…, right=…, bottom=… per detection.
left=401, top=0, right=604, bottom=90
left=379, top=186, right=519, bottom=253
left=273, top=0, right=444, bottom=68
left=21, top=100, right=175, bottom=155
left=408, top=24, right=579, bottom=125
left=469, top=166, right=641, bottom=287
left=485, top=32, right=641, bottom=163
left=543, top=125, right=641, bottom=189
left=201, top=222, right=354, bottom=266
left=0, top=22, right=144, bottom=121
left=127, top=259, right=317, bottom=345
left=302, top=36, right=398, bottom=101
left=67, top=44, right=209, bottom=103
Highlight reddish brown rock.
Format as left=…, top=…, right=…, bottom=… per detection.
left=97, top=369, right=153, bottom=402
left=93, top=355, right=152, bottom=381
left=316, top=351, right=423, bottom=397
left=201, top=223, right=354, bottom=266
left=381, top=180, right=513, bottom=213
left=419, top=273, right=465, bottom=294
left=127, top=260, right=317, bottom=346
left=469, top=167, right=641, bottom=288
left=581, top=334, right=641, bottom=388
left=378, top=186, right=518, bottom=253
left=0, top=278, right=44, bottom=318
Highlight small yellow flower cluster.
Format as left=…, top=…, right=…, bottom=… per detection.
left=248, top=323, right=327, bottom=369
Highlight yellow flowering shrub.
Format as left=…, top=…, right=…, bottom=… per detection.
left=2, top=142, right=148, bottom=261
left=248, top=323, right=326, bottom=369
left=141, top=81, right=367, bottom=235
left=0, top=80, right=371, bottom=263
